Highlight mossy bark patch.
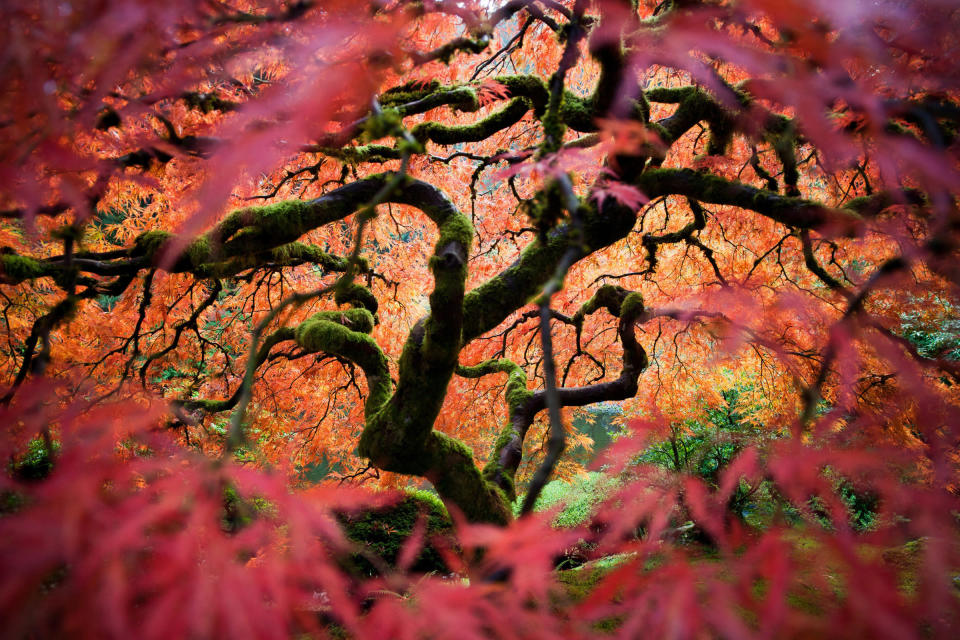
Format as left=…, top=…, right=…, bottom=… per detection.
left=337, top=490, right=455, bottom=576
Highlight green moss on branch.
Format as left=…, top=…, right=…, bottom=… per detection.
left=497, top=74, right=550, bottom=116
left=573, top=284, right=628, bottom=325
left=351, top=181, right=513, bottom=523
left=620, top=291, right=645, bottom=322
left=456, top=358, right=532, bottom=502
left=380, top=80, right=442, bottom=104
left=457, top=358, right=532, bottom=415
left=295, top=310, right=390, bottom=418
left=216, top=180, right=385, bottom=254
left=647, top=85, right=738, bottom=154
left=397, top=87, right=480, bottom=116
left=424, top=431, right=511, bottom=525
left=413, top=98, right=531, bottom=145
left=636, top=168, right=859, bottom=232
left=329, top=144, right=404, bottom=164
left=462, top=197, right=638, bottom=343
left=335, top=282, right=378, bottom=315
left=132, top=230, right=175, bottom=258
left=0, top=252, right=52, bottom=283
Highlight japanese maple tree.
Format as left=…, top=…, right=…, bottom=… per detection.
left=2, top=0, right=960, bottom=638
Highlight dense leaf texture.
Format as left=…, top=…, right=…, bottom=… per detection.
left=1, top=0, right=960, bottom=637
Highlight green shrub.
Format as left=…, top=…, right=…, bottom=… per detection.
left=899, top=300, right=960, bottom=360
left=338, top=489, right=454, bottom=576
left=10, top=437, right=58, bottom=482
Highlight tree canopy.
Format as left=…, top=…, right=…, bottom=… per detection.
left=2, top=0, right=960, bottom=637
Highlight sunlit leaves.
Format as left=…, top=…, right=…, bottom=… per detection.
left=2, top=0, right=960, bottom=637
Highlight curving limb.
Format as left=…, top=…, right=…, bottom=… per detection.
left=1, top=0, right=952, bottom=529
left=457, top=284, right=649, bottom=513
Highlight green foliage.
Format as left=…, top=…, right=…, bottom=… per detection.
left=523, top=471, right=619, bottom=528
left=96, top=293, right=121, bottom=312
left=337, top=489, right=454, bottom=576
left=157, top=366, right=189, bottom=381
left=207, top=420, right=228, bottom=436
left=296, top=452, right=343, bottom=484
left=3, top=438, right=59, bottom=514
left=221, top=484, right=275, bottom=534
left=555, top=560, right=629, bottom=632
left=221, top=484, right=254, bottom=533
left=899, top=299, right=960, bottom=360
left=569, top=405, right=620, bottom=463
left=801, top=470, right=880, bottom=533
left=9, top=437, right=58, bottom=482
left=556, top=565, right=610, bottom=602
left=839, top=483, right=880, bottom=532
left=638, top=386, right=764, bottom=481
left=91, top=203, right=134, bottom=247
left=632, top=381, right=881, bottom=532
left=636, top=382, right=778, bottom=531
